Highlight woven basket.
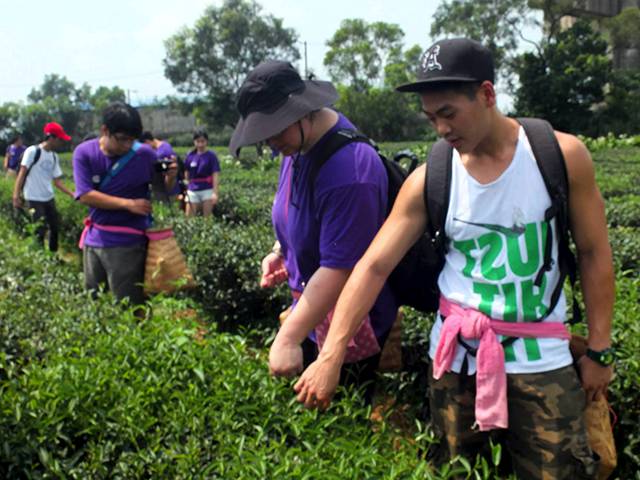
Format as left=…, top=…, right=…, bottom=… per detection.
left=570, top=334, right=617, bottom=479
left=144, top=227, right=196, bottom=294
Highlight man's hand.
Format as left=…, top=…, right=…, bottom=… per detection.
left=211, top=191, right=219, bottom=206
left=293, top=355, right=341, bottom=410
left=578, top=355, right=613, bottom=402
left=12, top=195, right=22, bottom=209
left=260, top=252, right=288, bottom=288
left=269, top=333, right=303, bottom=377
left=126, top=198, right=152, bottom=216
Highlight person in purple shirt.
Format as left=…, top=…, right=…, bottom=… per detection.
left=229, top=60, right=398, bottom=404
left=140, top=131, right=181, bottom=203
left=73, top=102, right=177, bottom=307
left=4, top=135, right=26, bottom=178
left=184, top=129, right=220, bottom=217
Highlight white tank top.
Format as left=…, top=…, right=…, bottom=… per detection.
left=428, top=127, right=573, bottom=374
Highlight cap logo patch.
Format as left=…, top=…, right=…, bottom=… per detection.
left=422, top=45, right=442, bottom=72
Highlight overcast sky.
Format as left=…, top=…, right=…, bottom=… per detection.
left=2, top=1, right=539, bottom=109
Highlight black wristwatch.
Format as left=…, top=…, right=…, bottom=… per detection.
left=586, top=347, right=615, bottom=367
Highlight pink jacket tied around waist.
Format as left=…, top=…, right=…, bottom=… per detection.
left=433, top=296, right=571, bottom=431
left=78, top=217, right=174, bottom=249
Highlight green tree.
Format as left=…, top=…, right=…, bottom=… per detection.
left=17, top=102, right=54, bottom=145
left=513, top=20, right=611, bottom=136
left=430, top=1, right=582, bottom=84
left=0, top=102, right=22, bottom=152
left=430, top=0, right=533, bottom=82
left=597, top=70, right=640, bottom=136
left=5, top=75, right=128, bottom=145
left=606, top=7, right=640, bottom=50
left=528, top=0, right=581, bottom=41
left=163, top=0, right=299, bottom=130
left=383, top=44, right=423, bottom=89
left=90, top=86, right=127, bottom=112
left=323, top=21, right=426, bottom=142
left=324, top=19, right=404, bottom=91
left=24, top=74, right=81, bottom=143
left=334, top=85, right=429, bottom=142
left=27, top=74, right=79, bottom=104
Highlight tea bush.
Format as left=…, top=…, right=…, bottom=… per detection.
left=169, top=214, right=290, bottom=331
left=608, top=275, right=640, bottom=474
left=0, top=217, right=499, bottom=478
left=0, top=141, right=639, bottom=477
left=608, top=226, right=640, bottom=275
left=606, top=194, right=640, bottom=228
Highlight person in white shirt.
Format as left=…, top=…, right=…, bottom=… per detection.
left=12, top=122, right=75, bottom=252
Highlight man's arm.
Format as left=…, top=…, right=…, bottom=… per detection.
left=211, top=172, right=219, bottom=204
left=269, top=266, right=351, bottom=377
left=293, top=164, right=429, bottom=408
left=163, top=162, right=178, bottom=192
left=53, top=178, right=75, bottom=199
left=558, top=132, right=614, bottom=401
left=12, top=166, right=28, bottom=208
left=3, top=152, right=9, bottom=171
left=78, top=190, right=151, bottom=216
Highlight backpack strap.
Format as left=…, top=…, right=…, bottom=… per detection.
left=23, top=147, right=42, bottom=182
left=97, top=141, right=141, bottom=191
left=425, top=139, right=453, bottom=255
left=517, top=117, right=581, bottom=324
left=308, top=129, right=373, bottom=187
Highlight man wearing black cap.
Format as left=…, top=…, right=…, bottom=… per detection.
left=12, top=122, right=75, bottom=252
left=294, top=38, right=613, bottom=478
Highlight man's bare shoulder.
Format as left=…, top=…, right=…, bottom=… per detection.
left=554, top=130, right=594, bottom=185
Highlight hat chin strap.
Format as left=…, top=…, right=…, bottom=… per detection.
left=297, top=120, right=305, bottom=154
left=293, top=120, right=305, bottom=164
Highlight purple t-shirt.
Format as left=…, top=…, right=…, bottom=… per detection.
left=272, top=113, right=397, bottom=341
left=185, top=150, right=220, bottom=191
left=152, top=141, right=180, bottom=196
left=73, top=139, right=156, bottom=248
left=6, top=145, right=26, bottom=170
left=156, top=141, right=176, bottom=161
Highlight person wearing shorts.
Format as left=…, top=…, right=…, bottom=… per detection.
left=184, top=129, right=220, bottom=217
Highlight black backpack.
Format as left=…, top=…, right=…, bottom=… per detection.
left=310, top=119, right=579, bottom=322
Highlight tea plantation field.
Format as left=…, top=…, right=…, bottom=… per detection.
left=0, top=139, right=638, bottom=478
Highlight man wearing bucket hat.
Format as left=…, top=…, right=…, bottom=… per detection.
left=12, top=122, right=75, bottom=252
left=230, top=60, right=397, bottom=403
left=294, top=38, right=614, bottom=478
left=72, top=102, right=177, bottom=306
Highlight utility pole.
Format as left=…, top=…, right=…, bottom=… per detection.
left=304, top=41, right=308, bottom=79
left=126, top=89, right=138, bottom=105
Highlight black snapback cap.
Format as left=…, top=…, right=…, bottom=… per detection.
left=396, top=38, right=494, bottom=93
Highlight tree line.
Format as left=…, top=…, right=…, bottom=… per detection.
left=2, top=0, right=639, bottom=152
left=162, top=0, right=640, bottom=141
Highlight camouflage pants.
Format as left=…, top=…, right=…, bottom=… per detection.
left=429, top=363, right=598, bottom=479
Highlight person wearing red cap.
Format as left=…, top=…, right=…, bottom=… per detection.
left=12, top=121, right=75, bottom=252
